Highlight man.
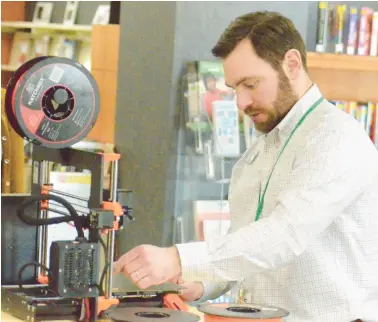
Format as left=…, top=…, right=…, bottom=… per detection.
left=113, top=11, right=378, bottom=322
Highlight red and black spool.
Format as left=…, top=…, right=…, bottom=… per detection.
left=5, top=56, right=100, bottom=149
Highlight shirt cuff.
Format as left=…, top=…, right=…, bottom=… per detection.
left=187, top=282, right=226, bottom=305
left=200, top=281, right=235, bottom=302
left=175, top=241, right=212, bottom=281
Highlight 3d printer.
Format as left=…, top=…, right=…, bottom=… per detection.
left=1, top=56, right=200, bottom=322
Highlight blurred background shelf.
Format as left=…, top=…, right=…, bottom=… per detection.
left=307, top=52, right=378, bottom=102
left=1, top=64, right=18, bottom=72
left=1, top=22, right=92, bottom=43
left=1, top=21, right=92, bottom=32
left=307, top=52, right=378, bottom=72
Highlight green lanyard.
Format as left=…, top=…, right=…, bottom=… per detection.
left=255, top=96, right=324, bottom=222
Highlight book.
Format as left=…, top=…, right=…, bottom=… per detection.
left=357, top=7, right=374, bottom=56
left=186, top=61, right=202, bottom=121
left=327, top=3, right=336, bottom=52
left=9, top=32, right=33, bottom=67
left=315, top=1, right=330, bottom=53
left=370, top=12, right=378, bottom=56
left=346, top=6, right=359, bottom=55
left=366, top=102, right=375, bottom=138
left=33, top=35, right=50, bottom=58
left=315, top=4, right=378, bottom=56
left=335, top=4, right=347, bottom=53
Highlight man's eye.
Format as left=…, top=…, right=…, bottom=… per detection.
left=243, top=82, right=258, bottom=90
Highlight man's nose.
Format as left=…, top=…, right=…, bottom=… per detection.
left=236, top=92, right=253, bottom=111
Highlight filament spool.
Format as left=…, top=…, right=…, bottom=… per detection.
left=198, top=303, right=289, bottom=322
left=5, top=56, right=100, bottom=149
left=103, top=306, right=201, bottom=322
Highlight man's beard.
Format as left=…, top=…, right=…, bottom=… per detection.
left=245, top=69, right=299, bottom=133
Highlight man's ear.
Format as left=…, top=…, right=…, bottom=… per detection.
left=282, top=49, right=302, bottom=80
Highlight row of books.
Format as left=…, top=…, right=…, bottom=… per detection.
left=7, top=32, right=91, bottom=71
left=332, top=101, right=378, bottom=146
left=315, top=2, right=378, bottom=56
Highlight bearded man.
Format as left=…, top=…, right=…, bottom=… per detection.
left=113, top=11, right=378, bottom=322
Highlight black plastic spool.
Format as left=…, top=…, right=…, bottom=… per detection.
left=5, top=56, right=48, bottom=139
left=6, top=56, right=100, bottom=149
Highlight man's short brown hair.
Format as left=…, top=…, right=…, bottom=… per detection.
left=212, top=11, right=308, bottom=72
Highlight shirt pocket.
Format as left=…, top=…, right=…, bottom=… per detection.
left=229, top=149, right=262, bottom=228
left=230, top=148, right=260, bottom=191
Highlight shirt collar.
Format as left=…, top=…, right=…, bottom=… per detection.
left=253, top=83, right=323, bottom=140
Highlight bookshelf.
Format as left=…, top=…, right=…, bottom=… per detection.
left=1, top=21, right=92, bottom=40
left=0, top=1, right=93, bottom=87
left=1, top=64, right=17, bottom=72
left=307, top=52, right=378, bottom=72
left=1, top=21, right=92, bottom=33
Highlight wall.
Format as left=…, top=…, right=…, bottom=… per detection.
left=25, top=1, right=109, bottom=24
left=114, top=2, right=177, bottom=254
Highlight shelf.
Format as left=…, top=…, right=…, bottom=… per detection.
left=186, top=121, right=212, bottom=132
left=307, top=52, right=378, bottom=102
left=1, top=65, right=17, bottom=72
left=1, top=21, right=92, bottom=33
left=307, top=52, right=378, bottom=73
left=1, top=21, right=92, bottom=41
left=1, top=61, right=92, bottom=73
left=186, top=121, right=246, bottom=133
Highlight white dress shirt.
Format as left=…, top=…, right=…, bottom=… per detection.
left=176, top=84, right=378, bottom=322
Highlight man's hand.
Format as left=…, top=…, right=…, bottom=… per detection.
left=178, top=281, right=204, bottom=302
left=113, top=245, right=182, bottom=289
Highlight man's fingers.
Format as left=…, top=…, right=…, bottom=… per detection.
left=126, top=266, right=155, bottom=290
left=113, top=248, right=141, bottom=274
left=124, top=259, right=143, bottom=276
left=136, top=275, right=154, bottom=290
left=112, top=244, right=180, bottom=291
left=128, top=266, right=170, bottom=290
left=113, top=260, right=122, bottom=274
left=129, top=266, right=149, bottom=285
left=176, top=276, right=184, bottom=284
left=121, top=247, right=141, bottom=264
